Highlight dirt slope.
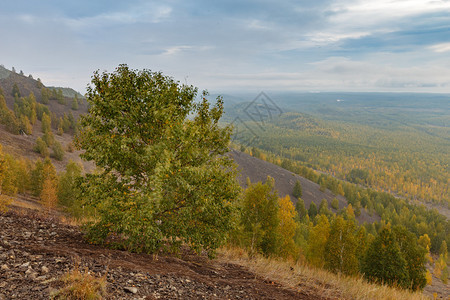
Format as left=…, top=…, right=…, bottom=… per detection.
left=229, top=149, right=380, bottom=224
left=0, top=208, right=326, bottom=300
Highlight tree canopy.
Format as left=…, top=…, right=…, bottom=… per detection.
left=75, top=64, right=240, bottom=255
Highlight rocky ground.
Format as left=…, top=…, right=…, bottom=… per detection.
left=0, top=208, right=323, bottom=299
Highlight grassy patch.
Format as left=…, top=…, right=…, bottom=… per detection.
left=218, top=246, right=428, bottom=300
left=51, top=265, right=107, bottom=300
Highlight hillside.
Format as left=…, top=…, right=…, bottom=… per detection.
left=0, top=76, right=447, bottom=299
left=229, top=149, right=379, bottom=224
left=221, top=93, right=450, bottom=206
left=0, top=208, right=311, bottom=300
left=0, top=65, right=88, bottom=119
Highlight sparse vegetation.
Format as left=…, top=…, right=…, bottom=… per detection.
left=218, top=246, right=428, bottom=300
left=51, top=265, right=107, bottom=300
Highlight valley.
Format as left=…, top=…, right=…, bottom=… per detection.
left=0, top=66, right=448, bottom=299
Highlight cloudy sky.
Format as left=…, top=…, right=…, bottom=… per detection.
left=1, top=0, right=450, bottom=93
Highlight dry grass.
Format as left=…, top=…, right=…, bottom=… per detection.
left=51, top=265, right=107, bottom=300
left=218, top=247, right=429, bottom=300
left=10, top=196, right=42, bottom=211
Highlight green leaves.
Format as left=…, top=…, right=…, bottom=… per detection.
left=76, top=65, right=240, bottom=255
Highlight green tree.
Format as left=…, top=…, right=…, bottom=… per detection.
left=307, top=214, right=330, bottom=267
left=57, top=89, right=65, bottom=104
left=57, top=117, right=64, bottom=135
left=41, top=87, right=50, bottom=104
left=68, top=112, right=76, bottom=129
left=239, top=177, right=279, bottom=256
left=42, top=130, right=55, bottom=146
left=34, top=137, right=49, bottom=157
left=58, top=160, right=83, bottom=209
left=331, top=197, right=339, bottom=210
left=295, top=198, right=307, bottom=220
left=436, top=241, right=448, bottom=284
left=71, top=97, right=79, bottom=110
left=51, top=140, right=64, bottom=161
left=19, top=115, right=32, bottom=135
left=75, top=65, right=240, bottom=256
left=30, top=158, right=56, bottom=197
left=325, top=216, right=358, bottom=275
left=41, top=112, right=51, bottom=133
left=392, top=226, right=427, bottom=290
left=362, top=227, right=409, bottom=288
left=318, top=199, right=330, bottom=216
left=293, top=180, right=302, bottom=198
left=11, top=83, right=20, bottom=97
left=308, top=202, right=318, bottom=219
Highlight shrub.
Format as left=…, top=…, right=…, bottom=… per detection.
left=51, top=140, right=64, bottom=161
left=34, top=137, right=49, bottom=157
left=0, top=195, right=12, bottom=213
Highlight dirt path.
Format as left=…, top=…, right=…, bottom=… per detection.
left=0, top=209, right=324, bottom=299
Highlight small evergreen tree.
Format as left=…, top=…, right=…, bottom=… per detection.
left=392, top=226, right=427, bottom=290
left=71, top=97, right=79, bottom=110
left=331, top=197, right=339, bottom=210
left=11, top=83, right=20, bottom=97
left=308, top=202, right=318, bottom=219
left=41, top=112, right=51, bottom=133
left=57, top=117, right=64, bottom=135
left=41, top=87, right=50, bottom=104
left=318, top=199, right=330, bottom=216
left=362, top=227, right=409, bottom=288
left=293, top=180, right=302, bottom=198
left=34, top=137, right=49, bottom=157
left=295, top=198, right=307, bottom=220
left=51, top=140, right=64, bottom=161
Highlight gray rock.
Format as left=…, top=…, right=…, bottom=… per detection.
left=41, top=266, right=49, bottom=273
left=124, top=286, right=138, bottom=294
left=1, top=264, right=9, bottom=271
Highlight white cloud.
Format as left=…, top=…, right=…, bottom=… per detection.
left=64, top=3, right=172, bottom=30
left=162, top=46, right=192, bottom=56
left=429, top=42, right=450, bottom=53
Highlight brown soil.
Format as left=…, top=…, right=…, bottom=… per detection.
left=0, top=207, right=325, bottom=300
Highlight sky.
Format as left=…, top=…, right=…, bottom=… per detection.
left=1, top=0, right=450, bottom=94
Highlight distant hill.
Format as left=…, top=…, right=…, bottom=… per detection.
left=0, top=65, right=11, bottom=80
left=0, top=65, right=90, bottom=172
left=0, top=65, right=88, bottom=119
left=48, top=86, right=84, bottom=99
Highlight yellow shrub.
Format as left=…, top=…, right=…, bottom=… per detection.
left=0, top=194, right=12, bottom=213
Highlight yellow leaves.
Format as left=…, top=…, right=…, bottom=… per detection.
left=40, top=177, right=58, bottom=211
